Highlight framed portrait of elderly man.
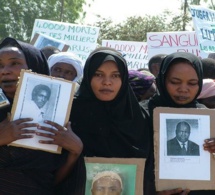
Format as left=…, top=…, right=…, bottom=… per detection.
left=84, top=157, right=145, bottom=195
left=153, top=107, right=215, bottom=191
left=9, top=70, right=76, bottom=153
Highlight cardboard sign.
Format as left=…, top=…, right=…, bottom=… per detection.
left=154, top=107, right=215, bottom=190
left=147, top=31, right=200, bottom=60
left=10, top=70, right=76, bottom=153
left=85, top=157, right=145, bottom=195
left=189, top=5, right=215, bottom=58
left=31, top=19, right=100, bottom=63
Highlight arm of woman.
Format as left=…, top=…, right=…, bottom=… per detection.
left=0, top=117, right=37, bottom=146
left=36, top=120, right=83, bottom=184
left=157, top=188, right=190, bottom=195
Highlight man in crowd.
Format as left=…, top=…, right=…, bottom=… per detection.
left=21, top=84, right=51, bottom=123
left=167, top=121, right=200, bottom=156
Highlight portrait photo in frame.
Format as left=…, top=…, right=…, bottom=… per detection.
left=84, top=157, right=145, bottom=195
left=30, top=32, right=70, bottom=51
left=153, top=107, right=215, bottom=191
left=10, top=70, right=76, bottom=154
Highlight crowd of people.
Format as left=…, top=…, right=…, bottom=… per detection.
left=0, top=36, right=215, bottom=195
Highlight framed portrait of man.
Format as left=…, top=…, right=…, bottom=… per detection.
left=84, top=157, right=145, bottom=195
left=153, top=107, right=215, bottom=191
left=9, top=70, right=76, bottom=153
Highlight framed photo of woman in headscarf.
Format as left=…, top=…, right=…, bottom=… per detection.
left=9, top=70, right=76, bottom=154
left=84, top=157, right=145, bottom=195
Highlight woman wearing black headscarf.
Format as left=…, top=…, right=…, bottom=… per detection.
left=70, top=48, right=155, bottom=194
left=0, top=37, right=86, bottom=194
left=148, top=52, right=204, bottom=112
left=147, top=52, right=215, bottom=195
left=0, top=37, right=50, bottom=122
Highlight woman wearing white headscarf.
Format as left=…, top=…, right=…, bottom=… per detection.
left=48, top=52, right=83, bottom=82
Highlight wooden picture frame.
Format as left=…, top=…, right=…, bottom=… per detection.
left=9, top=70, right=76, bottom=154
left=30, top=32, right=70, bottom=51
left=84, top=157, right=145, bottom=195
left=153, top=107, right=215, bottom=191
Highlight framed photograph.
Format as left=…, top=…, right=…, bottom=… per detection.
left=30, top=33, right=70, bottom=51
left=84, top=157, right=145, bottom=195
left=0, top=88, right=10, bottom=108
left=153, top=107, right=215, bottom=191
left=9, top=70, right=76, bottom=154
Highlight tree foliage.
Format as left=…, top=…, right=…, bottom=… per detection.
left=93, top=11, right=187, bottom=45
left=91, top=1, right=215, bottom=45
left=0, top=0, right=86, bottom=41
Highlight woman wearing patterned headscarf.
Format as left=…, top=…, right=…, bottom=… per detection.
left=0, top=37, right=86, bottom=194
left=128, top=69, right=156, bottom=102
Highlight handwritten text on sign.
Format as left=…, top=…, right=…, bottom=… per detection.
left=102, top=40, right=148, bottom=70
left=147, top=31, right=200, bottom=60
left=190, top=5, right=215, bottom=58
left=31, top=19, right=100, bottom=62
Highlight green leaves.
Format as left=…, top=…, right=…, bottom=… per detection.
left=0, top=0, right=87, bottom=41
left=93, top=13, right=183, bottom=45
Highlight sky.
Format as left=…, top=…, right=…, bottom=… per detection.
left=83, top=0, right=182, bottom=24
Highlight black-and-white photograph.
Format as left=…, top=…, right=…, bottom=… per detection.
left=19, top=79, right=60, bottom=124
left=10, top=70, right=76, bottom=153
left=30, top=33, right=69, bottom=51
left=166, top=119, right=200, bottom=156
left=156, top=110, right=211, bottom=182
left=35, top=36, right=61, bottom=49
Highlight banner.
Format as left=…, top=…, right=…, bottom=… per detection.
left=31, top=19, right=100, bottom=63
left=102, top=40, right=148, bottom=70
left=147, top=31, right=200, bottom=60
left=189, top=5, right=215, bottom=58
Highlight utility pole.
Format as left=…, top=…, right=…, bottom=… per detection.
left=211, top=0, right=215, bottom=9
left=182, top=0, right=188, bottom=31
left=60, top=0, right=64, bottom=22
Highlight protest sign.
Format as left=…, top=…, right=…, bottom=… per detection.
left=154, top=107, right=215, bottom=191
left=189, top=5, right=215, bottom=58
left=31, top=19, right=100, bottom=63
left=102, top=40, right=148, bottom=70
left=147, top=31, right=200, bottom=60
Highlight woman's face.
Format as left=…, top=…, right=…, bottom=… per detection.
left=91, top=60, right=122, bottom=101
left=50, top=62, right=77, bottom=81
left=165, top=62, right=199, bottom=105
left=0, top=47, right=28, bottom=98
